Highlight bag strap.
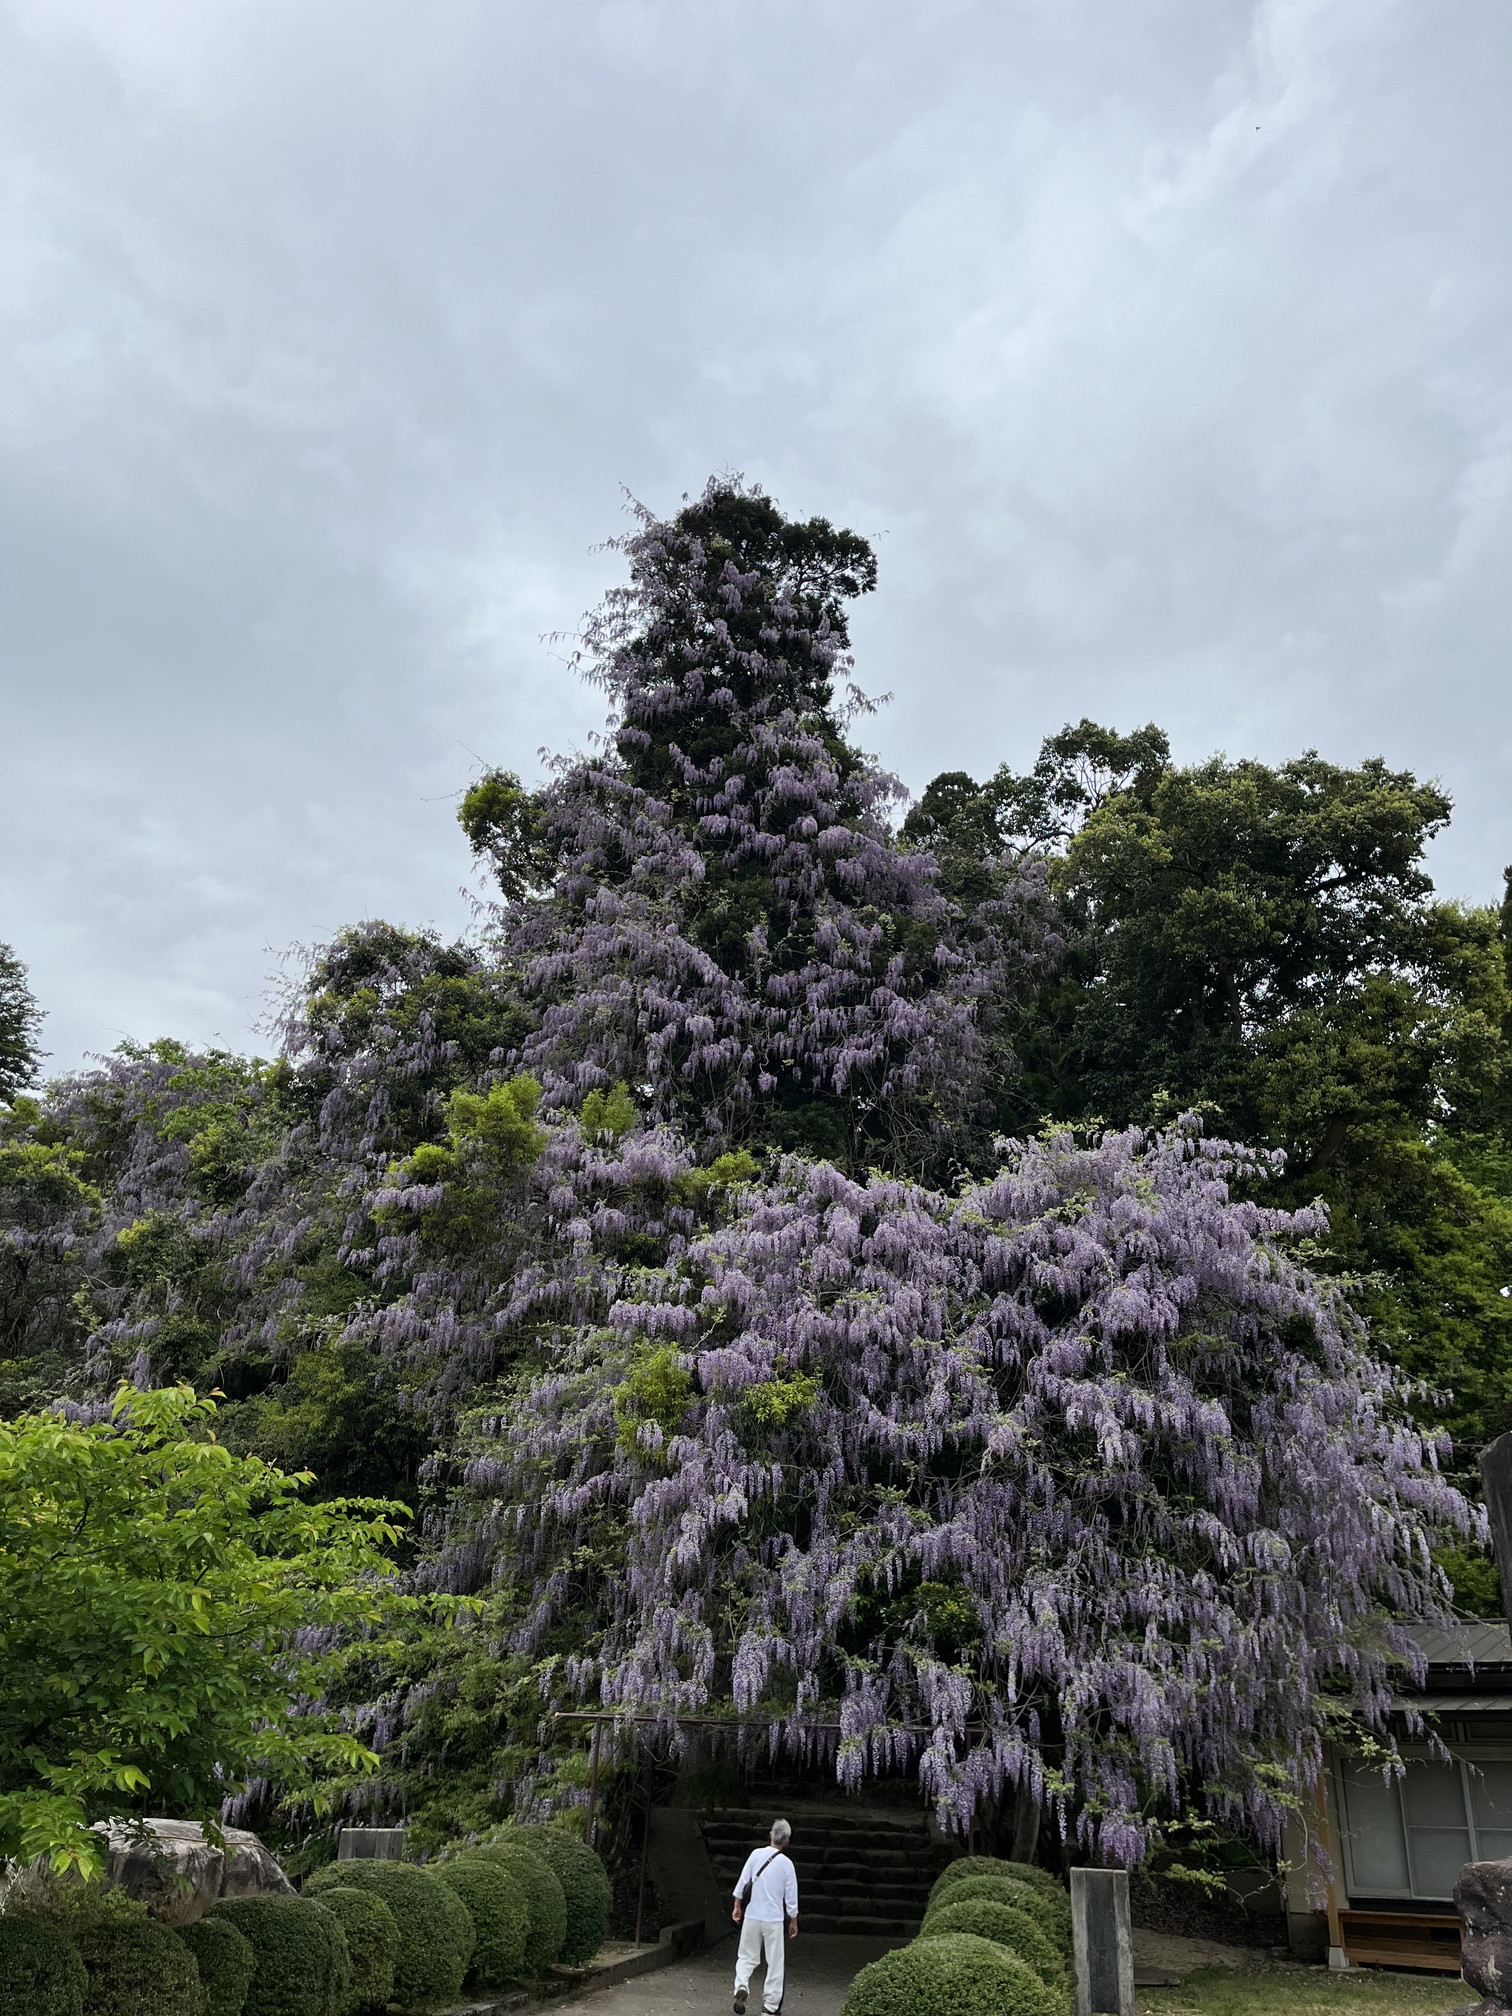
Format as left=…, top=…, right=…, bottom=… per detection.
left=741, top=1849, right=784, bottom=1903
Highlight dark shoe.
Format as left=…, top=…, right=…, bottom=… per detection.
left=733, top=1992, right=748, bottom=2015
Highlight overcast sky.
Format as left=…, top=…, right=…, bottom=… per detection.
left=3, top=0, right=1510, bottom=1075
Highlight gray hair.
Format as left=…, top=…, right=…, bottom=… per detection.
left=770, top=1819, right=791, bottom=1846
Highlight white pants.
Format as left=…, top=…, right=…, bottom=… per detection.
left=735, top=1917, right=785, bottom=2012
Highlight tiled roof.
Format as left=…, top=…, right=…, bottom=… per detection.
left=1398, top=1619, right=1512, bottom=1672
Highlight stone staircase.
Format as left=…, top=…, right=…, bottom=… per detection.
left=698, top=1806, right=952, bottom=1938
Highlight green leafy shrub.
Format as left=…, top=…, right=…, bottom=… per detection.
left=841, top=1934, right=1059, bottom=2016
left=432, top=1857, right=528, bottom=1987
left=175, top=1915, right=255, bottom=2016
left=300, top=1888, right=396, bottom=2016
left=304, top=1863, right=472, bottom=2013
left=929, top=1857, right=1020, bottom=1903
left=69, top=1909, right=202, bottom=2016
left=930, top=1863, right=1069, bottom=1941
left=500, top=1829, right=610, bottom=1966
left=463, top=1845, right=567, bottom=1973
left=0, top=1918, right=87, bottom=2016
left=920, top=1899, right=1067, bottom=1988
left=933, top=1875, right=1068, bottom=1942
left=208, top=1896, right=350, bottom=2016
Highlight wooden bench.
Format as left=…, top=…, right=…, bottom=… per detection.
left=1339, top=1909, right=1463, bottom=1972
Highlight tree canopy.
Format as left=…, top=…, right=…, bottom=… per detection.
left=0, top=942, right=43, bottom=1106
left=0, top=1383, right=422, bottom=1875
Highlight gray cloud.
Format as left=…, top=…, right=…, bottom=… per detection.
left=2, top=0, right=1509, bottom=1072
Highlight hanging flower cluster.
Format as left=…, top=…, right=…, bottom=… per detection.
left=452, top=1120, right=1474, bottom=1858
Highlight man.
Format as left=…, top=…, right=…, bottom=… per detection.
left=731, top=1817, right=798, bottom=2015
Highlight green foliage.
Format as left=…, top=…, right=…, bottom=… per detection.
left=461, top=1845, right=566, bottom=1974
left=1434, top=1543, right=1501, bottom=1618
left=579, top=1083, right=639, bottom=1142
left=929, top=1857, right=1027, bottom=1904
left=0, top=1916, right=87, bottom=2016
left=841, top=1932, right=1059, bottom=2016
left=68, top=1907, right=203, bottom=2016
left=496, top=1828, right=610, bottom=1966
left=432, top=1855, right=528, bottom=1988
left=458, top=770, right=553, bottom=904
left=208, top=1897, right=349, bottom=2016
left=669, top=1150, right=761, bottom=1215
left=0, top=1384, right=420, bottom=1876
left=0, top=1138, right=98, bottom=1397
left=0, top=943, right=43, bottom=1106
left=742, top=1370, right=822, bottom=1427
left=934, top=1874, right=1070, bottom=1942
left=304, top=1862, right=473, bottom=2014
left=920, top=1899, right=1067, bottom=1988
left=173, top=1914, right=255, bottom=2016
left=217, top=1337, right=430, bottom=1505
left=929, top=1862, right=1069, bottom=1940
left=286, top=1888, right=395, bottom=2016
left=387, top=1074, right=549, bottom=1260
left=614, top=1347, right=692, bottom=1461
left=445, top=1077, right=546, bottom=1174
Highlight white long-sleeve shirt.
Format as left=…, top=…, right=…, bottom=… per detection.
left=734, top=1846, right=798, bottom=1923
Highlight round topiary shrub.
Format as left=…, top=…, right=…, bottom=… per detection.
left=300, top=1887, right=397, bottom=2016
left=432, top=1857, right=528, bottom=1988
left=930, top=1875, right=1069, bottom=1945
left=0, top=1917, right=88, bottom=2016
left=304, top=1863, right=473, bottom=2015
left=841, top=1933, right=1059, bottom=2016
left=930, top=1865, right=1069, bottom=1942
left=208, top=1895, right=350, bottom=2016
left=929, top=1856, right=1018, bottom=1904
left=920, top=1899, right=1067, bottom=1989
left=70, top=1910, right=202, bottom=2016
left=464, top=1845, right=567, bottom=1973
left=504, top=1829, right=610, bottom=1967
left=175, top=1914, right=256, bottom=2016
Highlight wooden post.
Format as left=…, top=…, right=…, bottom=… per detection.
left=1070, top=1870, right=1134, bottom=2016
left=1310, top=1772, right=1347, bottom=1968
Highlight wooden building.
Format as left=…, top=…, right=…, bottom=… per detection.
left=1285, top=1620, right=1512, bottom=1970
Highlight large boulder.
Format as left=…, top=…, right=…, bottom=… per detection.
left=10, top=1819, right=295, bottom=1924
left=1456, top=1859, right=1512, bottom=2010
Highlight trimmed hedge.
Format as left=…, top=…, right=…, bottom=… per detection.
left=70, top=1911, right=202, bottom=2016
left=433, top=1858, right=528, bottom=1988
left=920, top=1899, right=1067, bottom=1989
left=303, top=1887, right=397, bottom=2016
left=464, top=1845, right=567, bottom=1973
left=930, top=1867, right=1069, bottom=1943
left=841, top=1933, right=1059, bottom=2016
left=175, top=1915, right=256, bottom=2016
left=503, top=1829, right=611, bottom=1967
left=0, top=1918, right=88, bottom=2016
left=938, top=1876, right=1068, bottom=1943
left=305, top=1863, right=473, bottom=2014
left=208, top=1896, right=350, bottom=2016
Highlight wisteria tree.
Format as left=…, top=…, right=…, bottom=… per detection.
left=463, top=480, right=1051, bottom=1171
left=448, top=1121, right=1475, bottom=1861
left=0, top=478, right=1491, bottom=1867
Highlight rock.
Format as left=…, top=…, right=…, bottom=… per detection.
left=1456, top=1860, right=1512, bottom=2006
left=8, top=1819, right=295, bottom=1923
